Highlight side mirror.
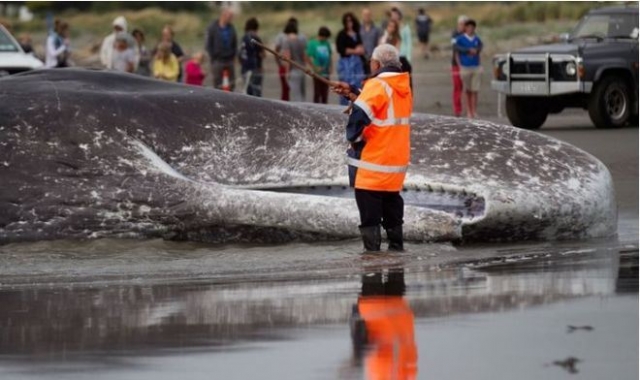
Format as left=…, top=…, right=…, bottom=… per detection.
left=559, top=33, right=570, bottom=43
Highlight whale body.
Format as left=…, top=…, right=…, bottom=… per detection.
left=0, top=69, right=617, bottom=243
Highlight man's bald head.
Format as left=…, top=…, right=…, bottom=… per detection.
left=220, top=7, right=234, bottom=25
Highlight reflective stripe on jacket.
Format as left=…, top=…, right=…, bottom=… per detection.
left=349, top=71, right=412, bottom=192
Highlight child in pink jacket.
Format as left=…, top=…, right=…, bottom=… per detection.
left=185, top=52, right=205, bottom=86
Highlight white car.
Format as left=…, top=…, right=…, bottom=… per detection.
left=0, top=24, right=43, bottom=77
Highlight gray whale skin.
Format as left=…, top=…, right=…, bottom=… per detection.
left=0, top=69, right=616, bottom=244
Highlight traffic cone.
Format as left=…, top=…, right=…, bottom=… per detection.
left=222, top=69, right=230, bottom=92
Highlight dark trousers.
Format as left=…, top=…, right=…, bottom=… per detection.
left=354, top=189, right=404, bottom=229
left=211, top=59, right=235, bottom=91
left=313, top=77, right=329, bottom=104
left=244, top=70, right=263, bottom=97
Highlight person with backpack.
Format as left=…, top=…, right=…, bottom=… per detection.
left=45, top=20, right=70, bottom=68
left=239, top=17, right=264, bottom=97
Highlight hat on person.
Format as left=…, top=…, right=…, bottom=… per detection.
left=458, top=15, right=469, bottom=24
left=112, top=16, right=128, bottom=31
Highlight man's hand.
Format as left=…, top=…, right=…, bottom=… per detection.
left=331, top=81, right=351, bottom=97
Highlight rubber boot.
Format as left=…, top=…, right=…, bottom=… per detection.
left=359, top=226, right=381, bottom=252
left=386, top=225, right=404, bottom=251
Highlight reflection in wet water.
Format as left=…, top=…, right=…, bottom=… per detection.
left=349, top=269, right=417, bottom=380
left=0, top=247, right=634, bottom=363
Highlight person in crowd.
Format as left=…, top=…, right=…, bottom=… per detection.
left=100, top=16, right=128, bottom=69
left=306, top=26, right=332, bottom=104
left=450, top=15, right=468, bottom=117
left=455, top=19, right=483, bottom=119
left=18, top=33, right=34, bottom=54
left=379, top=19, right=401, bottom=49
left=275, top=17, right=306, bottom=101
left=239, top=17, right=264, bottom=97
left=185, top=51, right=206, bottom=86
left=336, top=12, right=365, bottom=106
left=281, top=19, right=307, bottom=102
left=380, top=10, right=391, bottom=32
left=111, top=33, right=136, bottom=73
left=153, top=42, right=179, bottom=82
left=360, top=8, right=381, bottom=75
left=45, top=20, right=70, bottom=68
left=132, top=29, right=151, bottom=76
left=390, top=7, right=413, bottom=78
left=415, top=8, right=432, bottom=59
left=159, top=25, right=185, bottom=81
left=331, top=44, right=412, bottom=252
left=205, top=6, right=238, bottom=90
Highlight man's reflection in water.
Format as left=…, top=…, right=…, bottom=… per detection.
left=350, top=268, right=418, bottom=380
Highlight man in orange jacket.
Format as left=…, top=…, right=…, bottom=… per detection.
left=333, top=44, right=412, bottom=252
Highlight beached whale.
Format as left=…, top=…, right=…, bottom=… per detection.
left=0, top=69, right=616, bottom=244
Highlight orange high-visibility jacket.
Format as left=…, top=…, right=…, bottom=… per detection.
left=358, top=296, right=418, bottom=380
left=351, top=72, right=412, bottom=192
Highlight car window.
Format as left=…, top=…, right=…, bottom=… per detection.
left=572, top=13, right=639, bottom=39
left=0, top=28, right=20, bottom=52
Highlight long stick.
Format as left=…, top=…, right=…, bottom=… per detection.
left=250, top=38, right=358, bottom=105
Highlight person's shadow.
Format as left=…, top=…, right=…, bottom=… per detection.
left=349, top=268, right=418, bottom=379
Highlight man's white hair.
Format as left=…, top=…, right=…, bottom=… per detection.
left=458, top=15, right=469, bottom=24
left=371, top=44, right=402, bottom=69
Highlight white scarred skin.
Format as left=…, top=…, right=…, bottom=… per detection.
left=0, top=70, right=617, bottom=243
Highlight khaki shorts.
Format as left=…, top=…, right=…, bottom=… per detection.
left=460, top=66, right=482, bottom=92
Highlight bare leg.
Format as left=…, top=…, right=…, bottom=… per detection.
left=466, top=91, right=473, bottom=118
left=471, top=92, right=478, bottom=118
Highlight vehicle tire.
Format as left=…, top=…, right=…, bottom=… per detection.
left=588, top=75, right=631, bottom=129
left=505, top=96, right=548, bottom=130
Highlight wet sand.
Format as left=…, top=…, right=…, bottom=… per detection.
left=0, top=92, right=638, bottom=378
left=0, top=244, right=636, bottom=379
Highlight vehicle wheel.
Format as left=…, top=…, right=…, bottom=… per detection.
left=588, top=75, right=631, bottom=129
left=505, top=96, right=548, bottom=130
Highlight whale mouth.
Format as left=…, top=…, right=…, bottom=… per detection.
left=259, top=185, right=485, bottom=220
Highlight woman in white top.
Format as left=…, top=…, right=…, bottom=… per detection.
left=45, top=20, right=70, bottom=68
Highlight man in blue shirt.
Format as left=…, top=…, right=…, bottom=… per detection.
left=455, top=19, right=483, bottom=119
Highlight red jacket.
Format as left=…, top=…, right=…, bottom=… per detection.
left=185, top=61, right=205, bottom=86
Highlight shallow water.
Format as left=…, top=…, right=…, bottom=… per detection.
left=0, top=215, right=637, bottom=380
